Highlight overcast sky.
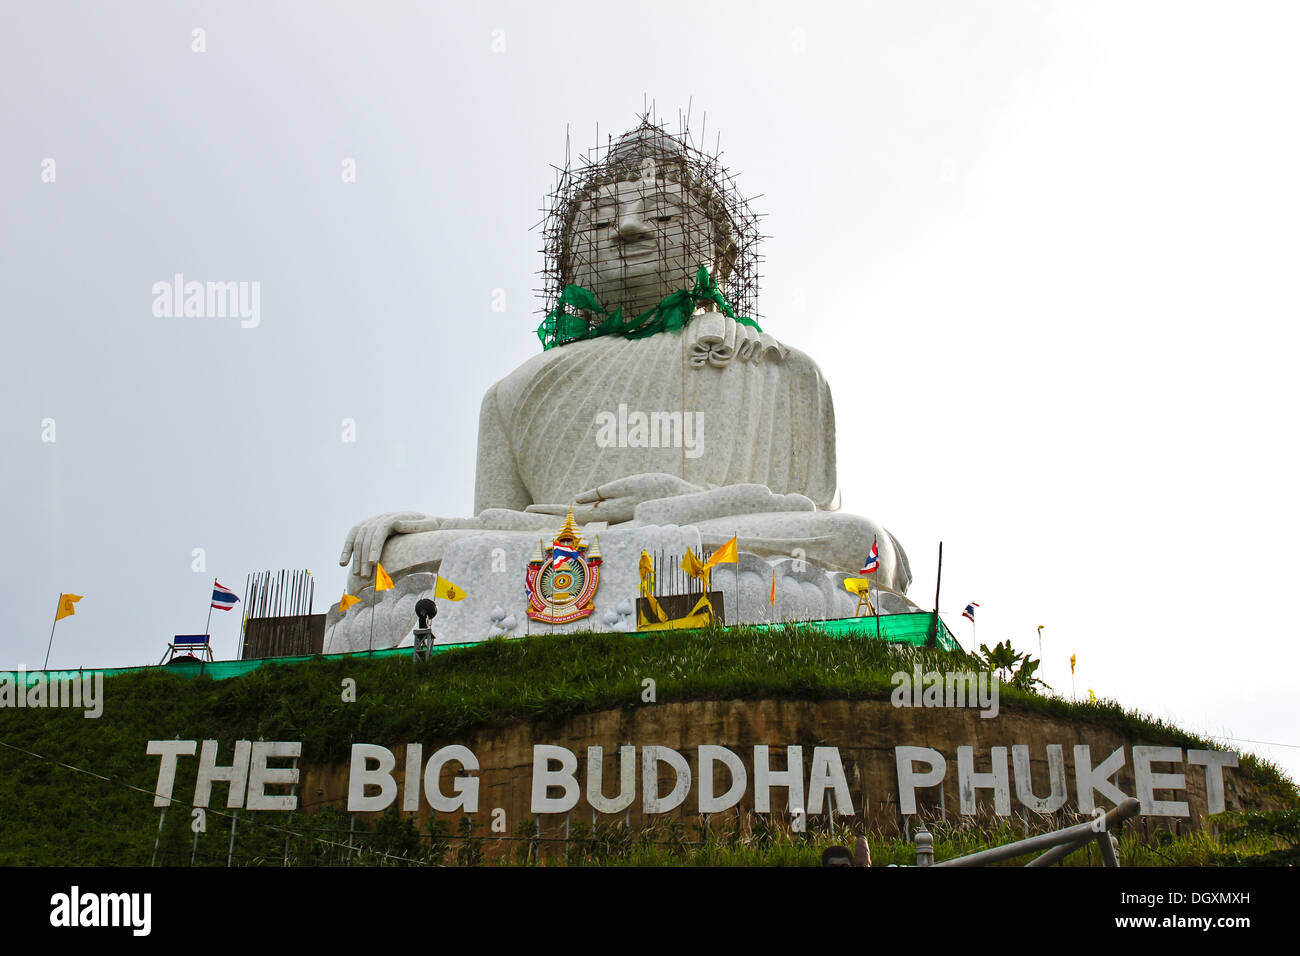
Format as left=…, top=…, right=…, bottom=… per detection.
left=2, top=1, right=1297, bottom=783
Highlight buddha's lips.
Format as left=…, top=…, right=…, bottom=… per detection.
left=614, top=241, right=662, bottom=260
left=615, top=254, right=670, bottom=276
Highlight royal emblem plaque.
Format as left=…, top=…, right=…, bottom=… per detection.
left=525, top=509, right=602, bottom=624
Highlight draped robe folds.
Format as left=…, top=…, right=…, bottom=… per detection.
left=360, top=314, right=911, bottom=599
left=474, top=315, right=838, bottom=512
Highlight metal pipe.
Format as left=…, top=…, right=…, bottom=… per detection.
left=935, top=798, right=1140, bottom=867
left=1096, top=831, right=1120, bottom=868
left=151, top=809, right=167, bottom=867
left=1025, top=800, right=1140, bottom=868
left=227, top=809, right=238, bottom=867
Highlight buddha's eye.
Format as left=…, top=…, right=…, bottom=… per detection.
left=652, top=214, right=674, bottom=223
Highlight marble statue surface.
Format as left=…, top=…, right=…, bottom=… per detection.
left=327, top=120, right=913, bottom=652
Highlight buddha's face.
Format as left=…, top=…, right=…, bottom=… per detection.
left=568, top=162, right=717, bottom=316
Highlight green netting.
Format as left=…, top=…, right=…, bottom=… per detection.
left=741, top=612, right=961, bottom=651
left=7, top=612, right=957, bottom=685
left=5, top=647, right=422, bottom=685
left=536, top=264, right=761, bottom=350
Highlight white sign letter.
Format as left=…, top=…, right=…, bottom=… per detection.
left=642, top=746, right=691, bottom=815
left=530, top=745, right=579, bottom=814
left=423, top=745, right=480, bottom=812
left=754, top=745, right=804, bottom=814
left=247, top=741, right=300, bottom=811
left=697, top=745, right=747, bottom=814
left=146, top=739, right=197, bottom=807
left=895, top=746, right=947, bottom=815
left=347, top=743, right=396, bottom=812
left=1133, top=746, right=1188, bottom=817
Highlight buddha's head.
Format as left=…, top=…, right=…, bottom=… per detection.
left=544, top=119, right=759, bottom=324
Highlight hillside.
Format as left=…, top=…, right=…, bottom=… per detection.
left=1, top=626, right=1295, bottom=866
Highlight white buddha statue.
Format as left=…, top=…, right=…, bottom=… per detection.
left=336, top=120, right=912, bottom=628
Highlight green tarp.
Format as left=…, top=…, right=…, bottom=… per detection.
left=536, top=265, right=761, bottom=350
left=741, top=612, right=961, bottom=651
left=6, top=611, right=958, bottom=685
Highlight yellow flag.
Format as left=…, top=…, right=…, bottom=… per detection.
left=435, top=576, right=466, bottom=601
left=702, top=536, right=738, bottom=571
left=339, top=593, right=361, bottom=612
left=1087, top=689, right=1097, bottom=703
left=1070, top=653, right=1076, bottom=674
left=55, top=594, right=83, bottom=621
left=376, top=564, right=394, bottom=591
left=689, top=592, right=714, bottom=619
left=681, top=548, right=706, bottom=580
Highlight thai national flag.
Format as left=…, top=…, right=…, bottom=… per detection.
left=551, top=544, right=581, bottom=570
left=963, top=602, right=980, bottom=622
left=211, top=581, right=240, bottom=611
left=860, top=539, right=879, bottom=575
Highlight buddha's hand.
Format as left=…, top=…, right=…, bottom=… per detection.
left=338, top=512, right=443, bottom=578
left=525, top=474, right=704, bottom=524
left=688, top=313, right=788, bottom=368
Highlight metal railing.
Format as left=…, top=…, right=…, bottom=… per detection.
left=911, top=798, right=1141, bottom=867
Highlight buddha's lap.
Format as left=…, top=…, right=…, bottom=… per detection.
left=354, top=508, right=900, bottom=594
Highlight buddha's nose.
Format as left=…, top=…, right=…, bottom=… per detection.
left=616, top=210, right=654, bottom=242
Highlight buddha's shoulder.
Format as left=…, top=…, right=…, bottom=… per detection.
left=773, top=338, right=820, bottom=371
left=482, top=329, right=827, bottom=415
left=480, top=337, right=602, bottom=416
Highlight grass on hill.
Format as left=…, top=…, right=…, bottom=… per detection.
left=1, top=625, right=1295, bottom=865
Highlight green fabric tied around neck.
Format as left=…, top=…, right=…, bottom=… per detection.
left=536, top=265, right=762, bottom=350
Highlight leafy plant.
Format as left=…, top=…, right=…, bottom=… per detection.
left=1010, top=655, right=1050, bottom=690
left=979, top=639, right=1049, bottom=689
left=978, top=640, right=1025, bottom=682
left=1213, top=809, right=1300, bottom=846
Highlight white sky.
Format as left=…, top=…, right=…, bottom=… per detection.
left=2, top=1, right=1297, bottom=783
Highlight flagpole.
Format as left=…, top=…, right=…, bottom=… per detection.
left=872, top=536, right=880, bottom=641
left=204, top=577, right=215, bottom=637
left=547, top=553, right=555, bottom=631
left=43, top=593, right=62, bottom=670
left=706, top=566, right=712, bottom=621
left=238, top=572, right=250, bottom=661
left=1037, top=626, right=1045, bottom=691
left=874, top=571, right=880, bottom=639
left=1037, top=626, right=1044, bottom=684
left=928, top=541, right=943, bottom=648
